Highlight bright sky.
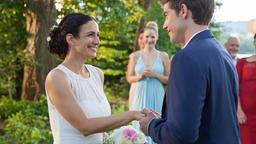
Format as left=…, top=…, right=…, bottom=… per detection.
left=214, top=0, right=256, bottom=22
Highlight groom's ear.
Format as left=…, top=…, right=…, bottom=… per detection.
left=179, top=4, right=189, bottom=19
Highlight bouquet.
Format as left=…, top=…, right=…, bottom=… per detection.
left=104, top=125, right=148, bottom=144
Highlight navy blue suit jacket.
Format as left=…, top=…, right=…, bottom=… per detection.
left=148, top=30, right=240, bottom=144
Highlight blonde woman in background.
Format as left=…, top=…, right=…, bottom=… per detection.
left=126, top=21, right=170, bottom=144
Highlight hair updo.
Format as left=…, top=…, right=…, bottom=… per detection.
left=144, top=21, right=159, bottom=37
left=47, top=13, right=95, bottom=58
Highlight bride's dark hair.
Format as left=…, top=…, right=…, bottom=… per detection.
left=47, top=13, right=95, bottom=59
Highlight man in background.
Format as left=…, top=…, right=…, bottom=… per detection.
left=224, top=35, right=240, bottom=65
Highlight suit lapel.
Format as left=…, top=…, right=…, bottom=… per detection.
left=161, top=93, right=167, bottom=118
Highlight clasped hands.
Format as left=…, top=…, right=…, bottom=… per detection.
left=136, top=109, right=161, bottom=136
left=138, top=70, right=158, bottom=80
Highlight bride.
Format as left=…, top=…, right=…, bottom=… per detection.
left=45, top=13, right=144, bottom=144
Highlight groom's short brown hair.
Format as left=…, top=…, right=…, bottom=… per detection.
left=160, top=0, right=215, bottom=25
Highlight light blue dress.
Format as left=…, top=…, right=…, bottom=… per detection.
left=131, top=51, right=165, bottom=144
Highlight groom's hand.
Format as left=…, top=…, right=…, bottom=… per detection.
left=150, top=109, right=161, bottom=118
left=139, top=109, right=158, bottom=136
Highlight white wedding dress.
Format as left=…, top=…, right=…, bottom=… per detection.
left=46, top=64, right=111, bottom=144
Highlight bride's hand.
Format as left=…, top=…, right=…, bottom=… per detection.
left=133, top=111, right=146, bottom=120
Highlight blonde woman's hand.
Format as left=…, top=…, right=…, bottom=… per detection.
left=136, top=73, right=144, bottom=81
left=237, top=108, right=247, bottom=124
left=142, top=70, right=157, bottom=78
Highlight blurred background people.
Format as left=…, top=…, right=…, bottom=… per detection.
left=136, top=29, right=145, bottom=50
left=126, top=21, right=170, bottom=144
left=128, top=29, right=144, bottom=110
left=236, top=33, right=256, bottom=144
left=224, top=35, right=240, bottom=65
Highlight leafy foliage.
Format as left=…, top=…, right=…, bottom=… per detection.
left=0, top=95, right=52, bottom=144
left=0, top=1, right=27, bottom=97
left=1, top=112, right=52, bottom=144
left=0, top=93, right=126, bottom=144
left=210, top=1, right=225, bottom=40
left=104, top=83, right=128, bottom=114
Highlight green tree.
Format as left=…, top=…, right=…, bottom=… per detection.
left=0, top=0, right=57, bottom=100
left=21, top=0, right=57, bottom=100
left=0, top=1, right=26, bottom=99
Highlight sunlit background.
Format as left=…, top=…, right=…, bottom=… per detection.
left=215, top=0, right=256, bottom=22
left=214, top=0, right=256, bottom=56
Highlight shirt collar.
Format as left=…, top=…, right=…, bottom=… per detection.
left=182, top=29, right=208, bottom=49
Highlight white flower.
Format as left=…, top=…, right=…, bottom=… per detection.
left=51, top=25, right=58, bottom=30
left=107, top=125, right=148, bottom=144
left=46, top=36, right=51, bottom=42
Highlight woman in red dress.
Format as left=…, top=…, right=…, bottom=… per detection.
left=236, top=33, right=256, bottom=144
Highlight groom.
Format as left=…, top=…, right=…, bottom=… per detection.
left=139, top=0, right=240, bottom=143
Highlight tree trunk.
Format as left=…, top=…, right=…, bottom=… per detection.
left=21, top=0, right=57, bottom=100
left=133, top=0, right=153, bottom=51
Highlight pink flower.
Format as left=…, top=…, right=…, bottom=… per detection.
left=108, top=125, right=148, bottom=143
left=122, top=128, right=137, bottom=142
